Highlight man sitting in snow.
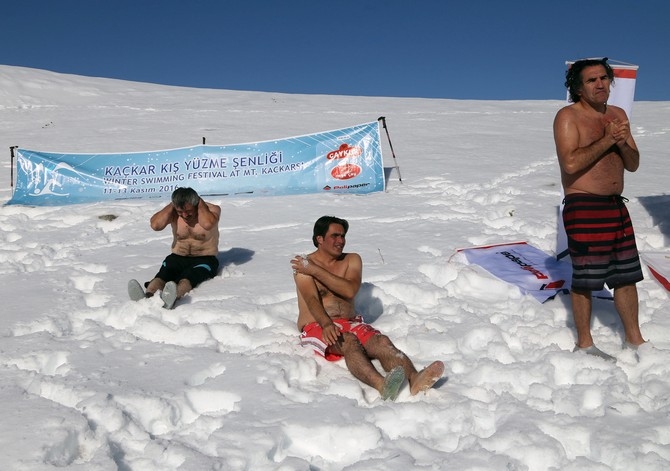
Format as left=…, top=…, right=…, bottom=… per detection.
left=291, top=215, right=444, bottom=400
left=128, top=187, right=221, bottom=309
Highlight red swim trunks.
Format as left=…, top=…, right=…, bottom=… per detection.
left=562, top=193, right=643, bottom=291
left=300, top=315, right=380, bottom=361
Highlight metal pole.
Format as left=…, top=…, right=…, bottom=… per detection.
left=377, top=117, right=402, bottom=183
left=10, top=146, right=18, bottom=189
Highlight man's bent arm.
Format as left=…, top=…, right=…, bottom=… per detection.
left=613, top=120, right=640, bottom=172
left=617, top=140, right=640, bottom=172
left=295, top=274, right=341, bottom=345
left=306, top=254, right=362, bottom=300
left=197, top=199, right=221, bottom=230
left=150, top=203, right=176, bottom=231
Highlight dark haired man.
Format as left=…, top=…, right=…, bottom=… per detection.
left=128, top=187, right=221, bottom=309
left=553, top=58, right=646, bottom=360
left=291, top=215, right=444, bottom=400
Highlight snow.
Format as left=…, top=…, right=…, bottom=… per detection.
left=1, top=65, right=670, bottom=470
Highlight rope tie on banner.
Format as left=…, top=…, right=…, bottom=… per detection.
left=377, top=116, right=402, bottom=184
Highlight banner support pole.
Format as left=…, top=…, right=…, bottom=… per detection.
left=378, top=116, right=402, bottom=183
left=9, top=146, right=18, bottom=189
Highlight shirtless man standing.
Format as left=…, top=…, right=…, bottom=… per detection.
left=128, top=187, right=221, bottom=309
left=554, top=58, right=646, bottom=360
left=292, top=215, right=444, bottom=400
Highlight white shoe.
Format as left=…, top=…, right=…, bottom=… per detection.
left=128, top=279, right=146, bottom=301
left=380, top=366, right=405, bottom=401
left=160, top=281, right=178, bottom=309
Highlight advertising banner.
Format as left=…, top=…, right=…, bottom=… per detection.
left=458, top=241, right=612, bottom=303
left=8, top=121, right=385, bottom=206
left=641, top=252, right=670, bottom=292
left=608, top=65, right=638, bottom=118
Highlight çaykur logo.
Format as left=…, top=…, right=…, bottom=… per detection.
left=326, top=143, right=363, bottom=180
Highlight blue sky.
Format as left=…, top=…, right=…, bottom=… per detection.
left=3, top=0, right=669, bottom=100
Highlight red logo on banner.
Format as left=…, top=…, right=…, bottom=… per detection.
left=542, top=280, right=566, bottom=290
left=331, top=164, right=361, bottom=180
left=327, top=144, right=362, bottom=160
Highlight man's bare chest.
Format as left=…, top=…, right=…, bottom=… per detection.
left=175, top=222, right=208, bottom=240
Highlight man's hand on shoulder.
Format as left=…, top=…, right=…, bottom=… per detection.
left=291, top=254, right=313, bottom=276
left=197, top=199, right=220, bottom=229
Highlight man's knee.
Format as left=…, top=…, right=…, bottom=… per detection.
left=178, top=278, right=193, bottom=289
